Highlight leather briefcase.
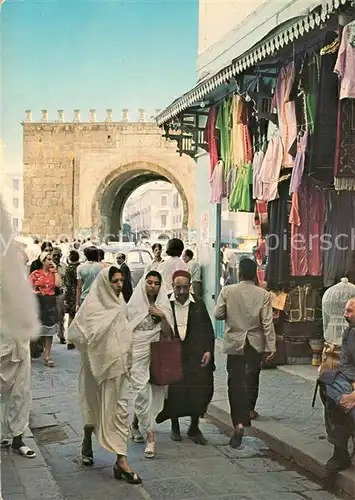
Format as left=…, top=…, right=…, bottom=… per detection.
left=150, top=339, right=183, bottom=386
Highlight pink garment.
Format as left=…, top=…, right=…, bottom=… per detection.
left=259, top=133, right=283, bottom=202
left=289, top=183, right=325, bottom=277
left=205, top=105, right=219, bottom=182
left=334, top=20, right=355, bottom=100
left=210, top=160, right=226, bottom=203
left=289, top=131, right=308, bottom=194
left=272, top=62, right=298, bottom=167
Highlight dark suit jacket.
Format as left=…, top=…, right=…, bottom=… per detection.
left=120, top=262, right=133, bottom=303
left=340, top=327, right=355, bottom=382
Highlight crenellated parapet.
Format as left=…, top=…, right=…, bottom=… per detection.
left=23, top=109, right=161, bottom=123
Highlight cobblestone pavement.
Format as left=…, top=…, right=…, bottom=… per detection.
left=1, top=339, right=344, bottom=500
left=212, top=342, right=327, bottom=447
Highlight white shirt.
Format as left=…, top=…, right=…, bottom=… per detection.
left=158, top=257, right=188, bottom=294
left=187, top=259, right=202, bottom=283
left=170, top=293, right=195, bottom=341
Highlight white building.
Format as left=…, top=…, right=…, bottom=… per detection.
left=123, top=181, right=184, bottom=243
left=0, top=140, right=24, bottom=233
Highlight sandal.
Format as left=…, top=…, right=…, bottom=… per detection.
left=13, top=445, right=36, bottom=458
left=81, top=438, right=94, bottom=466
left=144, top=441, right=156, bottom=459
left=129, top=425, right=144, bottom=444
left=44, top=358, right=55, bottom=367
left=1, top=440, right=11, bottom=449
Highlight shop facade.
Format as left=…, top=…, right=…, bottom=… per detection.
left=157, top=0, right=355, bottom=364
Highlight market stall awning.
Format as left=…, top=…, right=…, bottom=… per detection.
left=156, top=0, right=350, bottom=126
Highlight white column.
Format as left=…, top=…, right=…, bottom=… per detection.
left=89, top=109, right=97, bottom=122
left=121, top=109, right=129, bottom=122
left=138, top=108, right=146, bottom=122
left=57, top=110, right=65, bottom=122
left=106, top=109, right=113, bottom=122
left=41, top=110, right=48, bottom=122
left=25, top=110, right=32, bottom=122
left=73, top=109, right=81, bottom=122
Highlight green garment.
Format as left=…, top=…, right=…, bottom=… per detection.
left=216, top=99, right=232, bottom=177
left=229, top=162, right=253, bottom=212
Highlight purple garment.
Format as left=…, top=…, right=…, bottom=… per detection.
left=289, top=132, right=308, bottom=194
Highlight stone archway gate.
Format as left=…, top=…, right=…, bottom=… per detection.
left=22, top=110, right=196, bottom=239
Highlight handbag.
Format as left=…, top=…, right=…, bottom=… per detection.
left=150, top=338, right=183, bottom=386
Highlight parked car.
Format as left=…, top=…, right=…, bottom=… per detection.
left=99, top=245, right=152, bottom=288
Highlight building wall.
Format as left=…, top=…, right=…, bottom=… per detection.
left=123, top=181, right=184, bottom=241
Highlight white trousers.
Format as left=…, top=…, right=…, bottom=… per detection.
left=0, top=349, right=31, bottom=439
left=130, top=330, right=165, bottom=434
left=79, top=352, right=129, bottom=456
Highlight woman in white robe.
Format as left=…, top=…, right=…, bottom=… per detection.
left=0, top=196, right=40, bottom=457
left=67, top=265, right=142, bottom=484
left=127, top=271, right=174, bottom=458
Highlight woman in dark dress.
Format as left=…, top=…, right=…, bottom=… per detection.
left=64, top=250, right=80, bottom=350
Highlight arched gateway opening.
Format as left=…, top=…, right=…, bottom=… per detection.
left=91, top=162, right=189, bottom=241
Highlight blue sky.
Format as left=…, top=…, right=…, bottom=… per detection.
left=1, top=0, right=198, bottom=170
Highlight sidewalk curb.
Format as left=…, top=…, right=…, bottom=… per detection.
left=208, top=402, right=355, bottom=498
left=14, top=427, right=65, bottom=500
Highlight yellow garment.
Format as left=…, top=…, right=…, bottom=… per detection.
left=231, top=95, right=245, bottom=168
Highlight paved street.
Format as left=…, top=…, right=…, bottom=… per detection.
left=1, top=339, right=345, bottom=500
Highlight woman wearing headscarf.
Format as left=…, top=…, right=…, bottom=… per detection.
left=67, top=266, right=142, bottom=485
left=29, top=251, right=61, bottom=367
left=127, top=271, right=174, bottom=458
left=0, top=196, right=40, bottom=457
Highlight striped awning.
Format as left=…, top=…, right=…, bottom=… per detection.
left=156, top=0, right=350, bottom=126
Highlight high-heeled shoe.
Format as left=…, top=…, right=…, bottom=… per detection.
left=113, top=463, right=142, bottom=484
left=144, top=440, right=156, bottom=459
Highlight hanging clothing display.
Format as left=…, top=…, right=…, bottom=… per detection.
left=229, top=162, right=253, bottom=212
left=258, top=132, right=283, bottom=202
left=323, top=191, right=355, bottom=287
left=231, top=95, right=246, bottom=169
left=334, top=98, right=355, bottom=190
left=334, top=20, right=355, bottom=100
left=210, top=160, right=226, bottom=204
left=216, top=99, right=232, bottom=177
left=272, top=61, right=297, bottom=168
left=266, top=179, right=291, bottom=290
left=252, top=150, right=265, bottom=200
left=308, top=32, right=339, bottom=183
left=289, top=131, right=308, bottom=194
left=289, top=182, right=325, bottom=277
left=204, top=105, right=219, bottom=183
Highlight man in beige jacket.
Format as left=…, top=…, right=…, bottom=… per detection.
left=214, top=258, right=276, bottom=449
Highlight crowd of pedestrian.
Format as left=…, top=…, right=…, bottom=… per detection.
left=1, top=201, right=355, bottom=485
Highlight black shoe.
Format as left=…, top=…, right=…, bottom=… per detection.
left=187, top=430, right=208, bottom=445
left=59, top=336, right=66, bottom=345
left=325, top=449, right=351, bottom=472
left=229, top=427, right=244, bottom=449
left=170, top=430, right=182, bottom=442
left=67, top=343, right=75, bottom=350
left=81, top=436, right=94, bottom=466
left=113, top=463, right=142, bottom=484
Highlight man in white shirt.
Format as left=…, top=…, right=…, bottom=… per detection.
left=182, top=249, right=202, bottom=297
left=156, top=270, right=215, bottom=445
left=158, top=238, right=187, bottom=294
left=25, top=238, right=41, bottom=267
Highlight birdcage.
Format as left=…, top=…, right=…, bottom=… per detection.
left=322, top=278, right=355, bottom=345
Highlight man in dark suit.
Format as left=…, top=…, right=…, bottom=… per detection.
left=116, top=253, right=133, bottom=303
left=321, top=297, right=355, bottom=472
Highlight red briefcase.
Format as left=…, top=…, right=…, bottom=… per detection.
left=150, top=339, right=183, bottom=386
